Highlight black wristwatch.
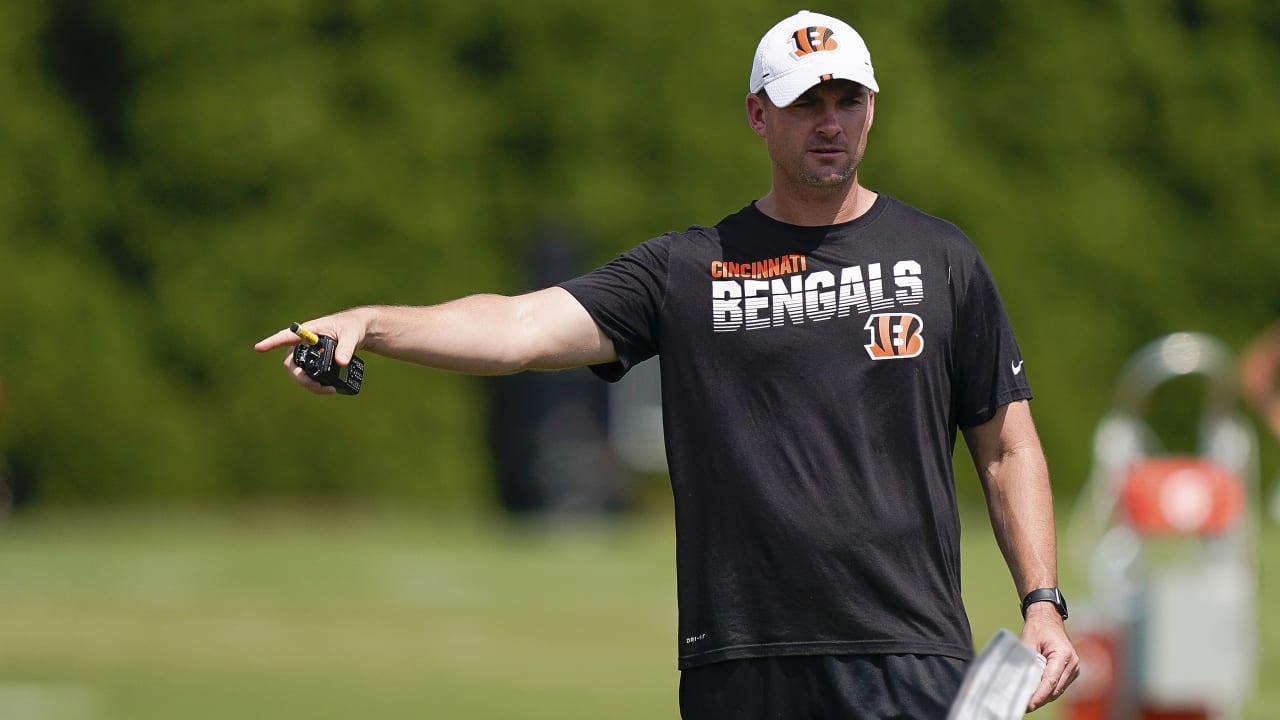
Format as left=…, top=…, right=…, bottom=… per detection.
left=1020, top=587, right=1068, bottom=620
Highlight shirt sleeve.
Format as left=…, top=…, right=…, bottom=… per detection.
left=557, top=235, right=671, bottom=382
left=952, top=251, right=1033, bottom=428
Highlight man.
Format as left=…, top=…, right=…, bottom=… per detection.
left=1240, top=319, right=1280, bottom=521
left=256, top=10, right=1078, bottom=717
left=1241, top=320, right=1280, bottom=442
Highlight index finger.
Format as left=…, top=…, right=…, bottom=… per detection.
left=254, top=327, right=302, bottom=353
left=1027, top=654, right=1068, bottom=711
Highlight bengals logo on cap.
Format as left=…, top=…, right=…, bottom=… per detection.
left=864, top=313, right=924, bottom=360
left=792, top=26, right=839, bottom=57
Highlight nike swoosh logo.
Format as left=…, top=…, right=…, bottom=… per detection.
left=1012, top=360, right=1024, bottom=375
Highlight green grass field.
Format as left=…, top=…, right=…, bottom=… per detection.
left=0, top=505, right=1276, bottom=719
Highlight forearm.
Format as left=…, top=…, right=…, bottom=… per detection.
left=965, top=401, right=1060, bottom=596
left=349, top=288, right=614, bottom=375
left=979, top=443, right=1059, bottom=596
left=357, top=296, right=533, bottom=375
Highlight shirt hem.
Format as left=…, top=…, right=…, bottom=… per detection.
left=677, top=640, right=975, bottom=670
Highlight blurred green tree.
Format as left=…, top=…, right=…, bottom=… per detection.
left=1, top=0, right=1276, bottom=507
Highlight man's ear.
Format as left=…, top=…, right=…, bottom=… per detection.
left=746, top=92, right=768, bottom=138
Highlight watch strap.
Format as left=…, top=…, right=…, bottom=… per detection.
left=1020, top=587, right=1068, bottom=620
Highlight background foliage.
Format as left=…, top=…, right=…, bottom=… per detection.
left=1, top=0, right=1278, bottom=509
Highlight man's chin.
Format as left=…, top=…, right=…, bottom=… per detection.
left=801, top=172, right=855, bottom=189
left=797, top=160, right=855, bottom=186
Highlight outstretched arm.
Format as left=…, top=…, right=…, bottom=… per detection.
left=963, top=400, right=1079, bottom=712
left=253, top=287, right=616, bottom=394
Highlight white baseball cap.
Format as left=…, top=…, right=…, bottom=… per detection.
left=749, top=10, right=879, bottom=107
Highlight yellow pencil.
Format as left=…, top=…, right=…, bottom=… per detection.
left=290, top=322, right=321, bottom=346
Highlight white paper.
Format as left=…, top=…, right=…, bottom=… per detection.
left=947, top=628, right=1046, bottom=720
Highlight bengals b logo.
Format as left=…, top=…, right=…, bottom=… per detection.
left=864, top=313, right=924, bottom=360
left=792, top=26, right=839, bottom=57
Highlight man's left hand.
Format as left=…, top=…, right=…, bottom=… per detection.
left=1021, top=604, right=1080, bottom=712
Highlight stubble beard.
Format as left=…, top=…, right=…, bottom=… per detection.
left=794, top=143, right=863, bottom=191
left=798, top=159, right=857, bottom=189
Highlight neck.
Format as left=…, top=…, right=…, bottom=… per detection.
left=756, top=181, right=877, bottom=226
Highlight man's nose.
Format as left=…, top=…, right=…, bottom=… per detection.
left=815, top=102, right=842, bottom=135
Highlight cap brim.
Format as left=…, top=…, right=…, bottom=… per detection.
left=763, top=67, right=879, bottom=107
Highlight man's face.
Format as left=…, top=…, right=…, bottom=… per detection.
left=747, top=80, right=875, bottom=192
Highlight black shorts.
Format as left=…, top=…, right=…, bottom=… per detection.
left=678, top=653, right=967, bottom=720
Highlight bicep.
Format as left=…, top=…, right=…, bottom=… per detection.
left=515, top=287, right=618, bottom=370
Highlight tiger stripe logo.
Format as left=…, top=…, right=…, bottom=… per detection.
left=792, top=26, right=839, bottom=57
left=864, top=313, right=924, bottom=359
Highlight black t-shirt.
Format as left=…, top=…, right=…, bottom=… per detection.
left=559, top=194, right=1032, bottom=669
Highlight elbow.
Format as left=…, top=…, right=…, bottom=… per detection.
left=470, top=351, right=533, bottom=376
left=483, top=328, right=546, bottom=376
left=462, top=298, right=544, bottom=375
